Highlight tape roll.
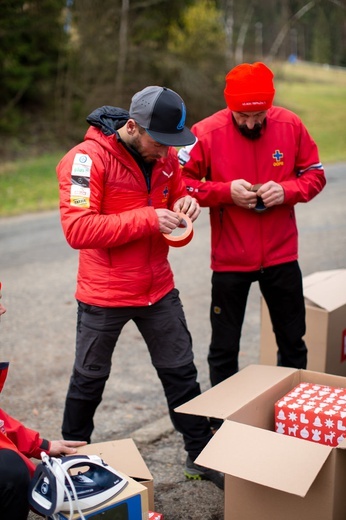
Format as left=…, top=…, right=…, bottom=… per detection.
left=249, top=183, right=267, bottom=212
left=163, top=213, right=194, bottom=248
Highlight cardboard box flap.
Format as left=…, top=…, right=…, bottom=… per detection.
left=195, top=421, right=332, bottom=497
left=77, top=439, right=153, bottom=482
left=303, top=269, right=346, bottom=311
left=176, top=365, right=296, bottom=419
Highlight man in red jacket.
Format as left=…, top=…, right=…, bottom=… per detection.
left=179, top=63, right=326, bottom=429
left=0, top=361, right=86, bottom=520
left=57, top=86, right=223, bottom=488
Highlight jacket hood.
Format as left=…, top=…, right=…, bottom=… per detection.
left=86, top=106, right=129, bottom=136
left=0, top=362, right=9, bottom=393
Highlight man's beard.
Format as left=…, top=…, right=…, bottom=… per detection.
left=238, top=122, right=263, bottom=140
left=129, top=135, right=156, bottom=163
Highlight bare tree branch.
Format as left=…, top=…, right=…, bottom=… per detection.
left=267, top=1, right=317, bottom=61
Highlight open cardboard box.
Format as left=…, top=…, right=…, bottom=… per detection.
left=176, top=364, right=346, bottom=520
left=54, top=473, right=148, bottom=520
left=260, top=269, right=346, bottom=376
left=77, top=439, right=154, bottom=511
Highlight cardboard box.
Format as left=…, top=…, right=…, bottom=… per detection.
left=176, top=364, right=346, bottom=520
left=54, top=474, right=147, bottom=519
left=260, top=269, right=346, bottom=376
left=76, top=439, right=154, bottom=512
left=275, top=382, right=346, bottom=446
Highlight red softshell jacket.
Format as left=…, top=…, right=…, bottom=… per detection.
left=179, top=106, right=326, bottom=272
left=57, top=124, right=187, bottom=307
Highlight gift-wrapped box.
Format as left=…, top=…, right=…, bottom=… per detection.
left=275, top=382, right=346, bottom=446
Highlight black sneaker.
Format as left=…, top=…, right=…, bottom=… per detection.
left=184, top=455, right=224, bottom=490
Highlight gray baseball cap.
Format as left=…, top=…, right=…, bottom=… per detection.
left=129, top=86, right=196, bottom=147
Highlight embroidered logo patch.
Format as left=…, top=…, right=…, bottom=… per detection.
left=272, top=149, right=284, bottom=166
left=161, top=186, right=169, bottom=203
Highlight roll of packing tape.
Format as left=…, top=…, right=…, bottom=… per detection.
left=163, top=213, right=194, bottom=248
left=249, top=183, right=267, bottom=212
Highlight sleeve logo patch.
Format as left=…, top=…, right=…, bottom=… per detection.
left=70, top=196, right=90, bottom=208
left=72, top=154, right=92, bottom=177
left=70, top=186, right=90, bottom=207
left=70, top=185, right=90, bottom=198
left=72, top=175, right=90, bottom=188
left=70, top=154, right=92, bottom=207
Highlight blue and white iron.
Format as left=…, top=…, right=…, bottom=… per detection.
left=28, top=452, right=128, bottom=519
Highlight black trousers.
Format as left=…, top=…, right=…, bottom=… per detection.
left=208, top=261, right=307, bottom=387
left=62, top=289, right=213, bottom=461
left=0, top=449, right=31, bottom=520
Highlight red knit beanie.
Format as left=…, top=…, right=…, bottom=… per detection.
left=224, top=62, right=275, bottom=112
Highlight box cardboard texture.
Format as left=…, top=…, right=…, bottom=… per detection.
left=176, top=364, right=346, bottom=520
left=76, top=439, right=154, bottom=511
left=260, top=269, right=346, bottom=376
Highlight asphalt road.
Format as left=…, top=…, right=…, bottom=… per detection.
left=0, top=161, right=345, bottom=519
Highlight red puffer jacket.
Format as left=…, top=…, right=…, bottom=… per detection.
left=0, top=409, right=49, bottom=475
left=57, top=108, right=187, bottom=307
left=179, top=106, right=326, bottom=272
left=0, top=363, right=49, bottom=476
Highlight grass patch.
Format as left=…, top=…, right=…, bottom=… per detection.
left=0, top=152, right=63, bottom=216
left=273, top=61, right=346, bottom=164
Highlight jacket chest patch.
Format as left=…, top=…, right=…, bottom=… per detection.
left=272, top=149, right=284, bottom=167
left=162, top=186, right=169, bottom=203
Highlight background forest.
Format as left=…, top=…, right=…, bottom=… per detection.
left=1, top=0, right=346, bottom=160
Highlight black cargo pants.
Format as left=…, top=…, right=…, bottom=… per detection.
left=62, top=289, right=212, bottom=461
left=208, top=261, right=308, bottom=387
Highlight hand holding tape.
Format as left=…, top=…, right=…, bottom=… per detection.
left=162, top=213, right=194, bottom=248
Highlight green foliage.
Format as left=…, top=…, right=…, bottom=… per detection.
left=311, top=6, right=332, bottom=64
left=0, top=0, right=67, bottom=135
left=168, top=0, right=226, bottom=61
left=166, top=0, right=227, bottom=123
left=0, top=0, right=345, bottom=160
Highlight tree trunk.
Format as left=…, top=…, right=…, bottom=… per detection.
left=115, top=0, right=130, bottom=105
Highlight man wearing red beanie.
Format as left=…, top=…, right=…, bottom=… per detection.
left=179, top=62, right=326, bottom=429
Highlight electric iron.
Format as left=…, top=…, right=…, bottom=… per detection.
left=28, top=452, right=128, bottom=519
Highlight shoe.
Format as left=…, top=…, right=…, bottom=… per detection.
left=184, top=455, right=224, bottom=490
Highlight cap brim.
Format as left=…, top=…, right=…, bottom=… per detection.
left=146, top=127, right=196, bottom=147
